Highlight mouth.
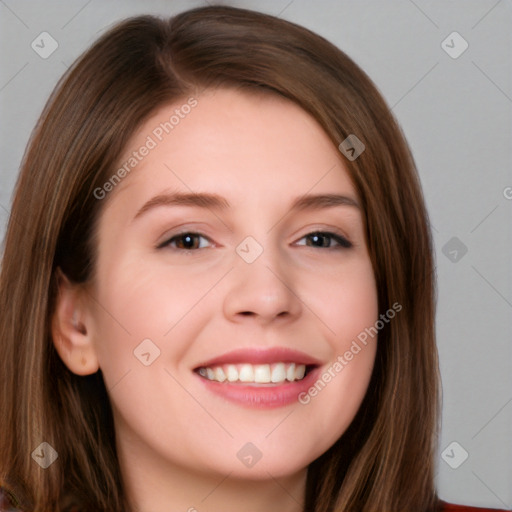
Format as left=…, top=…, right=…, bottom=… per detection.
left=192, top=347, right=322, bottom=408
left=195, top=362, right=315, bottom=385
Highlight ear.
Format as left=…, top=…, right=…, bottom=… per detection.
left=51, top=269, right=99, bottom=376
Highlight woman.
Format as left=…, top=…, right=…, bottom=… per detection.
left=0, top=5, right=506, bottom=512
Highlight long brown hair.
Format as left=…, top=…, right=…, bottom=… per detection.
left=0, top=6, right=439, bottom=511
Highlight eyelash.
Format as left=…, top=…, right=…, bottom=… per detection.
left=158, top=231, right=352, bottom=251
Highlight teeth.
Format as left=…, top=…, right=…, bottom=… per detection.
left=239, top=364, right=254, bottom=382
left=197, top=362, right=308, bottom=384
left=295, top=364, right=305, bottom=379
left=271, top=362, right=286, bottom=383
left=286, top=362, right=296, bottom=381
left=254, top=364, right=271, bottom=383
left=214, top=367, right=226, bottom=382
left=226, top=365, right=238, bottom=382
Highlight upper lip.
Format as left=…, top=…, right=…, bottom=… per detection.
left=194, top=347, right=322, bottom=369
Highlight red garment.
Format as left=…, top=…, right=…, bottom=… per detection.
left=439, top=500, right=509, bottom=511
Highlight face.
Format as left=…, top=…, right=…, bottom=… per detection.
left=82, top=89, right=378, bottom=482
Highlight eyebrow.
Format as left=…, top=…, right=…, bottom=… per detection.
left=133, top=191, right=359, bottom=220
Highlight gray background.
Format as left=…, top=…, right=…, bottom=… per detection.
left=0, top=0, right=510, bottom=509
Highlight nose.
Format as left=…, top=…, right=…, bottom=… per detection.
left=222, top=246, right=302, bottom=326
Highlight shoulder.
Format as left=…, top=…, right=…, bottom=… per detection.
left=439, top=500, right=510, bottom=511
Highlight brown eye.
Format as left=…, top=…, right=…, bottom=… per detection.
left=298, top=231, right=352, bottom=249
left=158, top=232, right=211, bottom=250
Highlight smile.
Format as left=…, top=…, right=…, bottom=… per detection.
left=196, top=362, right=308, bottom=384
left=193, top=347, right=322, bottom=408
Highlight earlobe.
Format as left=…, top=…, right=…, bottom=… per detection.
left=52, top=269, right=99, bottom=376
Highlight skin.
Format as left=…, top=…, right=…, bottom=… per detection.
left=53, top=88, right=378, bottom=512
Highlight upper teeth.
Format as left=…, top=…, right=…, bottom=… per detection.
left=197, top=363, right=306, bottom=384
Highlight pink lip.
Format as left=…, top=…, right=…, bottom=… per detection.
left=194, top=347, right=322, bottom=368
left=195, top=365, right=321, bottom=409
left=193, top=347, right=323, bottom=409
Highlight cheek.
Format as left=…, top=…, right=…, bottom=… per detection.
left=89, top=253, right=220, bottom=386
left=302, top=254, right=378, bottom=343
left=294, top=256, right=378, bottom=444
left=88, top=257, right=226, bottom=469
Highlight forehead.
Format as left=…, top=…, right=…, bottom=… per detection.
left=108, top=88, right=357, bottom=210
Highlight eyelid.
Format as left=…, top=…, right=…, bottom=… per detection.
left=157, top=228, right=353, bottom=251
left=295, top=230, right=352, bottom=249
left=157, top=231, right=213, bottom=250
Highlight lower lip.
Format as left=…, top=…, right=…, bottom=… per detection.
left=195, top=366, right=321, bottom=409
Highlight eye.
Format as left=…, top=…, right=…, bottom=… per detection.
left=158, top=232, right=212, bottom=250
left=295, top=231, right=352, bottom=249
